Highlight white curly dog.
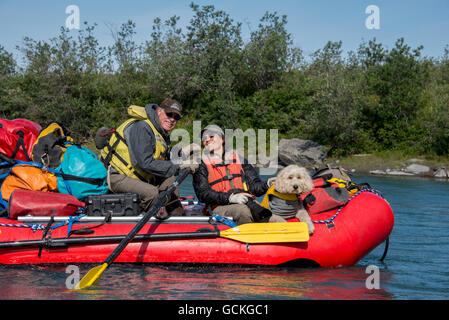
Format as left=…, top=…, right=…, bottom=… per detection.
left=266, top=165, right=315, bottom=234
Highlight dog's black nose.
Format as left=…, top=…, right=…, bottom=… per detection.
left=293, top=184, right=298, bottom=190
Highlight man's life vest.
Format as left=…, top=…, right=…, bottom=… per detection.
left=202, top=150, right=248, bottom=194
left=100, top=105, right=169, bottom=182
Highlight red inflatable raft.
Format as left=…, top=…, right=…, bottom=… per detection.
left=0, top=190, right=394, bottom=267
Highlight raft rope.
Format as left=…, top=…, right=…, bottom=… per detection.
left=0, top=213, right=87, bottom=233
left=0, top=212, right=234, bottom=233
left=310, top=187, right=390, bottom=261
left=0, top=222, right=46, bottom=232
left=311, top=188, right=385, bottom=224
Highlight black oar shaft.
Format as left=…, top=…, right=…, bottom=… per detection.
left=103, top=169, right=190, bottom=266
left=0, top=230, right=220, bottom=249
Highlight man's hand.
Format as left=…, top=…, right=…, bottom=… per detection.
left=181, top=143, right=201, bottom=160
left=179, top=162, right=199, bottom=173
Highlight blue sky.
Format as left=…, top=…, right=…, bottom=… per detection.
left=1, top=0, right=448, bottom=61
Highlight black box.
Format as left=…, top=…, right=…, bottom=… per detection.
left=85, top=193, right=141, bottom=216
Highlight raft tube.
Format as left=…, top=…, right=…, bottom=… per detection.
left=0, top=190, right=394, bottom=267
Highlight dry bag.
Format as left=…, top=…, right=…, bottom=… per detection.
left=0, top=118, right=41, bottom=161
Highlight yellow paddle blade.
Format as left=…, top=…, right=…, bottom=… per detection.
left=220, top=222, right=309, bottom=243
left=74, top=263, right=108, bottom=290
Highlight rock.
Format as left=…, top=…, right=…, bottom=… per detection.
left=278, top=138, right=326, bottom=166
left=369, top=170, right=387, bottom=175
left=371, top=169, right=414, bottom=176
left=405, top=164, right=430, bottom=174
left=434, top=167, right=448, bottom=178
left=386, top=170, right=414, bottom=176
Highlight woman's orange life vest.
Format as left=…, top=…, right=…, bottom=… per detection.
left=202, top=150, right=248, bottom=194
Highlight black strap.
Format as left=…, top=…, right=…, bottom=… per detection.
left=11, top=131, right=32, bottom=161
left=304, top=193, right=316, bottom=206
left=60, top=171, right=105, bottom=186
left=38, top=215, right=55, bottom=258
left=101, top=131, right=147, bottom=182
left=380, top=237, right=389, bottom=262
left=209, top=173, right=243, bottom=186
left=212, top=158, right=239, bottom=167
left=224, top=165, right=237, bottom=191
left=102, top=131, right=125, bottom=166
left=0, top=152, right=15, bottom=165
left=227, top=188, right=247, bottom=195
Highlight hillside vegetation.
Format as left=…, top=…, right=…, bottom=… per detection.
left=1, top=3, right=448, bottom=158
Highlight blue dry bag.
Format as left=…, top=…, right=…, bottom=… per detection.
left=56, top=145, right=109, bottom=200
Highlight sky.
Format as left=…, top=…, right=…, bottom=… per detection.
left=1, top=0, right=448, bottom=62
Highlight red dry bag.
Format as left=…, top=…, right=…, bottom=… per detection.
left=0, top=118, right=41, bottom=161
left=300, top=176, right=350, bottom=215
left=7, top=189, right=85, bottom=220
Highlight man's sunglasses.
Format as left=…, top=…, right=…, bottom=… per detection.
left=165, top=112, right=181, bottom=121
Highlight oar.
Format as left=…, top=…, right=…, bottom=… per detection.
left=75, top=169, right=191, bottom=290
left=0, top=222, right=309, bottom=249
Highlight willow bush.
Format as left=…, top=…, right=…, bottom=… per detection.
left=0, top=2, right=448, bottom=156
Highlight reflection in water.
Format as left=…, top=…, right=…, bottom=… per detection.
left=0, top=263, right=393, bottom=300
left=2, top=174, right=448, bottom=300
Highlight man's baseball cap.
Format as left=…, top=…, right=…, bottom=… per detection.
left=160, top=98, right=182, bottom=117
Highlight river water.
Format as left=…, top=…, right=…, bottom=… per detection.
left=0, top=173, right=448, bottom=301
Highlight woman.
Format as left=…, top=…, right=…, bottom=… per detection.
left=193, top=125, right=283, bottom=224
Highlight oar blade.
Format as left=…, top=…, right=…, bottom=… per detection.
left=220, top=222, right=309, bottom=243
left=75, top=263, right=108, bottom=290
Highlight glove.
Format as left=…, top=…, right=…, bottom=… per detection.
left=181, top=143, right=201, bottom=160
left=228, top=193, right=252, bottom=205
left=267, top=177, right=276, bottom=187
left=179, top=162, right=199, bottom=174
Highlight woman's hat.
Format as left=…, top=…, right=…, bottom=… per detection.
left=201, top=124, right=224, bottom=141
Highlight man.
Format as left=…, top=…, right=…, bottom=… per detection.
left=101, top=98, right=198, bottom=214
left=192, top=124, right=283, bottom=224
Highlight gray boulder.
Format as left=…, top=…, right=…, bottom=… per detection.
left=405, top=164, right=430, bottom=174
left=434, top=167, right=448, bottom=178
left=386, top=169, right=414, bottom=176
left=278, top=138, right=326, bottom=166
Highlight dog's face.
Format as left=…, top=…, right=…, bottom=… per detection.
left=273, top=165, right=314, bottom=195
